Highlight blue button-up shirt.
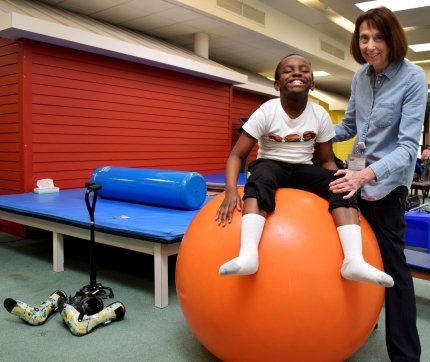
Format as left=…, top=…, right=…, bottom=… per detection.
left=334, top=60, right=428, bottom=201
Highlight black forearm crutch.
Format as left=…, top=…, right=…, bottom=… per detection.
left=78, top=182, right=114, bottom=299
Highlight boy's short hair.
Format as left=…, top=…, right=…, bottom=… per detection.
left=274, top=54, right=312, bottom=80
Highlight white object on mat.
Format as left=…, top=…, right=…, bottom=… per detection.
left=33, top=179, right=60, bottom=194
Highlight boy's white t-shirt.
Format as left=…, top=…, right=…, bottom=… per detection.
left=242, top=98, right=335, bottom=164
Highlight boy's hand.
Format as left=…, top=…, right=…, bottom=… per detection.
left=215, top=191, right=242, bottom=226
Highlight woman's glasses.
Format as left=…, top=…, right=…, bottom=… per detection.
left=268, top=131, right=316, bottom=143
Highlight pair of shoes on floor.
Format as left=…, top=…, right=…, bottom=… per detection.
left=3, top=290, right=125, bottom=336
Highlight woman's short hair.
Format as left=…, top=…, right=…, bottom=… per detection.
left=350, top=6, right=408, bottom=64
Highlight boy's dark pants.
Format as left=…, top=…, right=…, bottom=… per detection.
left=244, top=158, right=356, bottom=212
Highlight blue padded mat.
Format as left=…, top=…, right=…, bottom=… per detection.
left=404, top=249, right=430, bottom=272
left=0, top=189, right=215, bottom=243
left=405, top=211, right=430, bottom=251
left=204, top=172, right=247, bottom=189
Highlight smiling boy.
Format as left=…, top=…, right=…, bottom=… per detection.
left=214, top=54, right=393, bottom=288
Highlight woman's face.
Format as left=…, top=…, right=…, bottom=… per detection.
left=358, top=21, right=390, bottom=74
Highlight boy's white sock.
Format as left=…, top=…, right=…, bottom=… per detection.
left=219, top=213, right=266, bottom=276
left=338, top=224, right=394, bottom=288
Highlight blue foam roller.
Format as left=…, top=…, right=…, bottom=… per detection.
left=90, top=166, right=207, bottom=210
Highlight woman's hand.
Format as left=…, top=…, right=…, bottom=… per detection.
left=215, top=190, right=242, bottom=226
left=329, top=168, right=375, bottom=199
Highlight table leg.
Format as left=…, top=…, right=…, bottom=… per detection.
left=423, top=189, right=429, bottom=204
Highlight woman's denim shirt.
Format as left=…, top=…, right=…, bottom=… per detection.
left=334, top=60, right=428, bottom=201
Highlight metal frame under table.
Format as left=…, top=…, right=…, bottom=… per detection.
left=0, top=209, right=179, bottom=308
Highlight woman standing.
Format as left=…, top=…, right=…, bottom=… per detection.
left=330, top=7, right=428, bottom=361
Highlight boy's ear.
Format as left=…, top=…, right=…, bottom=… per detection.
left=274, top=80, right=280, bottom=91
left=311, top=81, right=315, bottom=91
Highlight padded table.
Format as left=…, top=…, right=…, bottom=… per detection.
left=0, top=188, right=215, bottom=308
left=0, top=173, right=245, bottom=307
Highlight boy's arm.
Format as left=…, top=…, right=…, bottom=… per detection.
left=225, top=132, right=255, bottom=189
left=216, top=131, right=257, bottom=226
left=314, top=140, right=337, bottom=170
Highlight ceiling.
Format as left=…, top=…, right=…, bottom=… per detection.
left=36, top=0, right=430, bottom=98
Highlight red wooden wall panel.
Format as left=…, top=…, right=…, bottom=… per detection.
left=0, top=39, right=25, bottom=235
left=0, top=39, right=21, bottom=194
left=24, top=40, right=232, bottom=188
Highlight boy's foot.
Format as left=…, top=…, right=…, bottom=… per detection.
left=341, top=259, right=394, bottom=287
left=219, top=254, right=258, bottom=276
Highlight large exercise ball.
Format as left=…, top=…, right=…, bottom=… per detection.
left=176, top=188, right=385, bottom=362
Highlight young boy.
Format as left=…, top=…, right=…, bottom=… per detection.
left=215, top=54, right=393, bottom=288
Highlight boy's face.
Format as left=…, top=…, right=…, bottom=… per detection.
left=274, top=55, right=314, bottom=94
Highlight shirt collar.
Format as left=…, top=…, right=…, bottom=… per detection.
left=365, top=61, right=403, bottom=80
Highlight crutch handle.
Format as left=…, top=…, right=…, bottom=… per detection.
left=85, top=183, right=102, bottom=221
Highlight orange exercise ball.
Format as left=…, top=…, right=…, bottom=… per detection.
left=176, top=188, right=385, bottom=362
